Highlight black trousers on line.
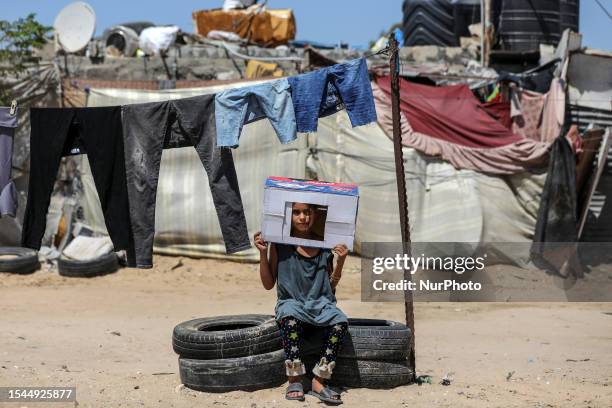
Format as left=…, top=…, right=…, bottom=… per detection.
left=22, top=107, right=136, bottom=265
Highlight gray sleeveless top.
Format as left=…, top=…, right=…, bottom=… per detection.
left=274, top=244, right=348, bottom=326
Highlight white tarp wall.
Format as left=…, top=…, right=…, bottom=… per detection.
left=83, top=85, right=545, bottom=264
left=311, top=111, right=546, bottom=265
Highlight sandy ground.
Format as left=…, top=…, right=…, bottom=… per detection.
left=1, top=254, right=611, bottom=408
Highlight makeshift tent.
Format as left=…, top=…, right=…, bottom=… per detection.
left=374, top=77, right=550, bottom=174
left=311, top=109, right=546, bottom=265
left=80, top=80, right=545, bottom=264
left=0, top=63, right=60, bottom=246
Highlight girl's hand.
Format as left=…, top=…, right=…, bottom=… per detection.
left=332, top=244, right=348, bottom=262
left=254, top=231, right=268, bottom=253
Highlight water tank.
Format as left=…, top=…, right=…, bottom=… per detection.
left=402, top=0, right=458, bottom=46
left=560, top=0, right=579, bottom=32
left=452, top=0, right=482, bottom=40
left=498, top=0, right=579, bottom=51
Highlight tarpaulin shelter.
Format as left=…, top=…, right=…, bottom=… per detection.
left=374, top=76, right=550, bottom=174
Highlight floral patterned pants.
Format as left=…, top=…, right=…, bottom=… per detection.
left=278, top=316, right=348, bottom=379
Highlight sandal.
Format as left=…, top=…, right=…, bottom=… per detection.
left=285, top=382, right=305, bottom=401
left=308, top=387, right=343, bottom=405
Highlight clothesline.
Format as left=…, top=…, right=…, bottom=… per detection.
left=20, top=57, right=379, bottom=269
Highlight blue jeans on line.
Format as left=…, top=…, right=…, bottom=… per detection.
left=215, top=78, right=297, bottom=148
left=288, top=57, right=377, bottom=133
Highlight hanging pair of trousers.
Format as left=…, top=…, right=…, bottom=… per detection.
left=22, top=107, right=136, bottom=265
left=122, top=94, right=251, bottom=268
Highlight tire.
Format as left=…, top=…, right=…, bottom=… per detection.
left=303, top=356, right=414, bottom=389
left=172, top=315, right=282, bottom=359
left=0, top=247, right=40, bottom=275
left=57, top=252, right=119, bottom=278
left=302, top=318, right=410, bottom=360
left=179, top=350, right=286, bottom=393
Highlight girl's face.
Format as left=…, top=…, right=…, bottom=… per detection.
left=291, top=203, right=315, bottom=234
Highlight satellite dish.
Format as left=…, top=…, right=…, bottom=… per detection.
left=54, top=2, right=96, bottom=53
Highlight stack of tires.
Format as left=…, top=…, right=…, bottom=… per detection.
left=173, top=315, right=413, bottom=392
left=173, top=315, right=286, bottom=392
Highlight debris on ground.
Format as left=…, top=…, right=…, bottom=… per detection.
left=415, top=375, right=433, bottom=385
left=441, top=372, right=454, bottom=386
left=171, top=259, right=184, bottom=271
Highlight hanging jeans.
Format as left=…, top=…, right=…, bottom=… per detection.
left=0, top=107, right=18, bottom=218
left=22, top=107, right=135, bottom=265
left=122, top=94, right=251, bottom=268
left=214, top=78, right=297, bottom=148
left=288, top=57, right=377, bottom=133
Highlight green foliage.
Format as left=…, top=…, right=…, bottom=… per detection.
left=0, top=13, right=52, bottom=104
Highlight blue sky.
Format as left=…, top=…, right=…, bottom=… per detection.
left=3, top=0, right=611, bottom=50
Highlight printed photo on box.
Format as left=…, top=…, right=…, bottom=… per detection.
left=261, top=177, right=359, bottom=250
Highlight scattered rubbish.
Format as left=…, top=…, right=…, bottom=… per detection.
left=139, top=26, right=180, bottom=56
left=174, top=384, right=185, bottom=393
left=133, top=385, right=140, bottom=390
left=207, top=30, right=242, bottom=42
left=171, top=259, right=184, bottom=271
left=17, top=336, right=25, bottom=340
left=441, top=372, right=454, bottom=386
left=110, top=331, right=121, bottom=336
left=566, top=358, right=590, bottom=362
left=528, top=357, right=536, bottom=363
left=38, top=246, right=61, bottom=262
left=506, top=371, right=515, bottom=381
left=415, top=375, right=433, bottom=385
left=152, top=372, right=175, bottom=376
left=63, top=236, right=114, bottom=261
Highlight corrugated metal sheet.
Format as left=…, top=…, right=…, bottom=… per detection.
left=568, top=51, right=612, bottom=242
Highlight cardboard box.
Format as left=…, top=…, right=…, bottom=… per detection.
left=261, top=177, right=359, bottom=250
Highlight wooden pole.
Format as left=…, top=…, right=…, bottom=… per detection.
left=388, top=34, right=416, bottom=374
left=483, top=0, right=492, bottom=67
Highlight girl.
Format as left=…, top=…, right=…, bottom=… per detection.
left=254, top=202, right=349, bottom=405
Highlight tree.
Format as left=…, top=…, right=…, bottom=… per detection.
left=0, top=13, right=52, bottom=105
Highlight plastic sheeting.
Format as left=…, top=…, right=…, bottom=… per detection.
left=192, top=7, right=296, bottom=47
left=373, top=80, right=549, bottom=174
left=84, top=84, right=545, bottom=264
left=139, top=26, right=180, bottom=56
left=0, top=63, right=60, bottom=246
left=310, top=111, right=546, bottom=265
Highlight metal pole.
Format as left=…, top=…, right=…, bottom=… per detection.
left=388, top=34, right=416, bottom=374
